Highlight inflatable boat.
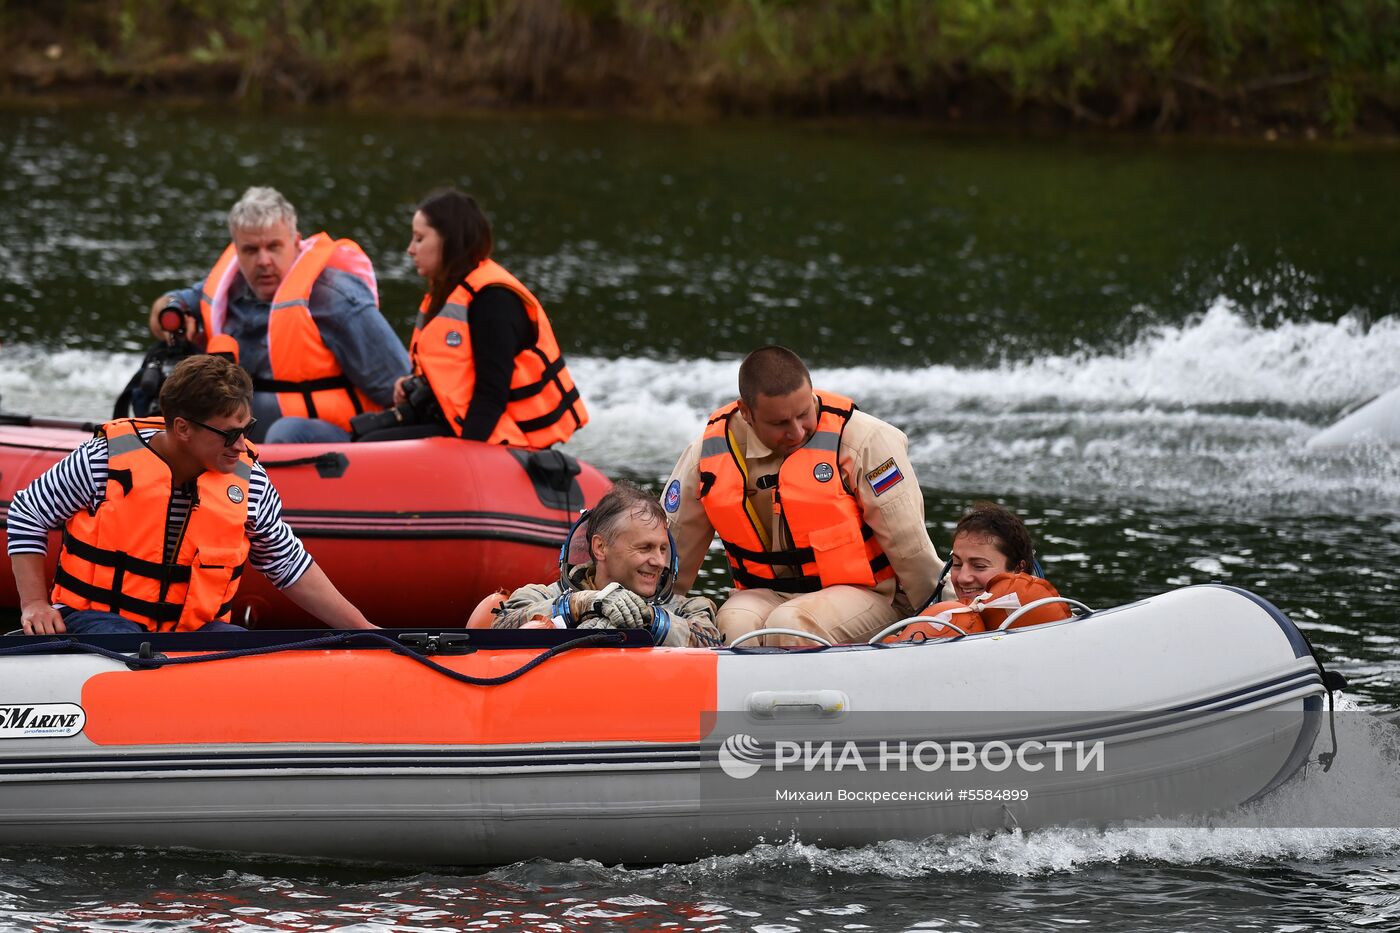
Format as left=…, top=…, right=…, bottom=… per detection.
left=1308, top=385, right=1400, bottom=448
left=0, top=416, right=612, bottom=628
left=0, top=585, right=1333, bottom=865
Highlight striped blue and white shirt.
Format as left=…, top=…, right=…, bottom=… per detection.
left=6, top=430, right=312, bottom=591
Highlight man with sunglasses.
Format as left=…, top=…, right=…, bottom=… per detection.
left=8, top=355, right=377, bottom=635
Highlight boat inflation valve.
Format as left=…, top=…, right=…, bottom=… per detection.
left=259, top=451, right=349, bottom=479
left=511, top=448, right=583, bottom=510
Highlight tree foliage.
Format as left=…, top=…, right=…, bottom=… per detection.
left=4, top=0, right=1398, bottom=133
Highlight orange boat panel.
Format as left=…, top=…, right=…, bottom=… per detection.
left=0, top=430, right=612, bottom=628
left=81, top=648, right=718, bottom=746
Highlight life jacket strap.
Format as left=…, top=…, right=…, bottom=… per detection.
left=726, top=561, right=824, bottom=594
left=508, top=353, right=568, bottom=402
left=253, top=374, right=364, bottom=421
left=514, top=385, right=584, bottom=434
left=723, top=526, right=888, bottom=578
left=723, top=539, right=814, bottom=567
left=53, top=565, right=182, bottom=626
left=253, top=374, right=358, bottom=394
left=216, top=595, right=239, bottom=619
left=61, top=530, right=192, bottom=585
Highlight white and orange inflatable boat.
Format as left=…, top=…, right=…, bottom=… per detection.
left=0, top=585, right=1333, bottom=865
left=1308, top=384, right=1400, bottom=447
left=0, top=418, right=612, bottom=628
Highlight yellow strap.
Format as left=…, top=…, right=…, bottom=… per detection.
left=727, top=425, right=772, bottom=551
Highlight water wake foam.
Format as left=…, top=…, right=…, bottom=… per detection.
left=567, top=302, right=1400, bottom=510
left=557, top=704, right=1400, bottom=880
left=567, top=300, right=1400, bottom=424
left=5, top=302, right=1400, bottom=510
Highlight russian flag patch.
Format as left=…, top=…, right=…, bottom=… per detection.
left=866, top=457, right=903, bottom=496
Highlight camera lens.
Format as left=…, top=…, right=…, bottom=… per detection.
left=158, top=307, right=185, bottom=333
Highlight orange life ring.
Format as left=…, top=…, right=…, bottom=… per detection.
left=466, top=589, right=508, bottom=629
left=883, top=573, right=1071, bottom=643
left=881, top=599, right=986, bottom=643
left=976, top=572, right=1072, bottom=630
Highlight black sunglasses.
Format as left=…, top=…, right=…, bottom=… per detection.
left=186, top=417, right=257, bottom=448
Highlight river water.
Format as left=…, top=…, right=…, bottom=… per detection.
left=1, top=104, right=1399, bottom=930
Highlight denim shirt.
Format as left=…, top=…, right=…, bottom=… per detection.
left=167, top=267, right=410, bottom=427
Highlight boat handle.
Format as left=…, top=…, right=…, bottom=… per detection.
left=867, top=617, right=970, bottom=644
left=996, top=597, right=1096, bottom=631
left=746, top=689, right=849, bottom=718
left=728, top=628, right=833, bottom=648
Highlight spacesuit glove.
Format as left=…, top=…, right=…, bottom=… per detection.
left=576, top=582, right=651, bottom=630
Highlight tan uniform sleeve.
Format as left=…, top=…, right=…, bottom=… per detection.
left=840, top=412, right=943, bottom=610
left=493, top=581, right=563, bottom=629
left=662, top=437, right=716, bottom=596
left=657, top=594, right=722, bottom=647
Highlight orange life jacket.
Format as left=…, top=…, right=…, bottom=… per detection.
left=199, top=232, right=383, bottom=432
left=409, top=259, right=587, bottom=447
left=886, top=572, right=1071, bottom=642
left=50, top=418, right=254, bottom=632
left=698, top=392, right=894, bottom=593
left=885, top=598, right=989, bottom=641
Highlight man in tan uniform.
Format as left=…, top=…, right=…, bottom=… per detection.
left=662, top=346, right=943, bottom=645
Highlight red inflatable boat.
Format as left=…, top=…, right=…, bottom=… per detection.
left=0, top=419, right=612, bottom=628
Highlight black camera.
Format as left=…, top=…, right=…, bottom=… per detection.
left=349, top=374, right=441, bottom=438
left=117, top=302, right=197, bottom=418
left=136, top=342, right=190, bottom=412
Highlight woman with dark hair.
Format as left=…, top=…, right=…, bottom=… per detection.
left=892, top=500, right=1070, bottom=638
left=374, top=189, right=587, bottom=445
left=947, top=500, right=1038, bottom=601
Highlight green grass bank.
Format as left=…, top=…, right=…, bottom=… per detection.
left=5, top=0, right=1400, bottom=135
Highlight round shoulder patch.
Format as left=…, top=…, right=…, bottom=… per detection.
left=663, top=479, right=682, bottom=512
left=812, top=462, right=834, bottom=483
left=227, top=485, right=245, bottom=504
left=445, top=330, right=463, bottom=348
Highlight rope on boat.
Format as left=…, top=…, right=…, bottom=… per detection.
left=1317, top=670, right=1347, bottom=772
left=1296, top=631, right=1348, bottom=773
left=0, top=629, right=626, bottom=686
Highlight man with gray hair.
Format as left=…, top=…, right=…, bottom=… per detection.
left=493, top=482, right=722, bottom=647
left=147, top=186, right=409, bottom=443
